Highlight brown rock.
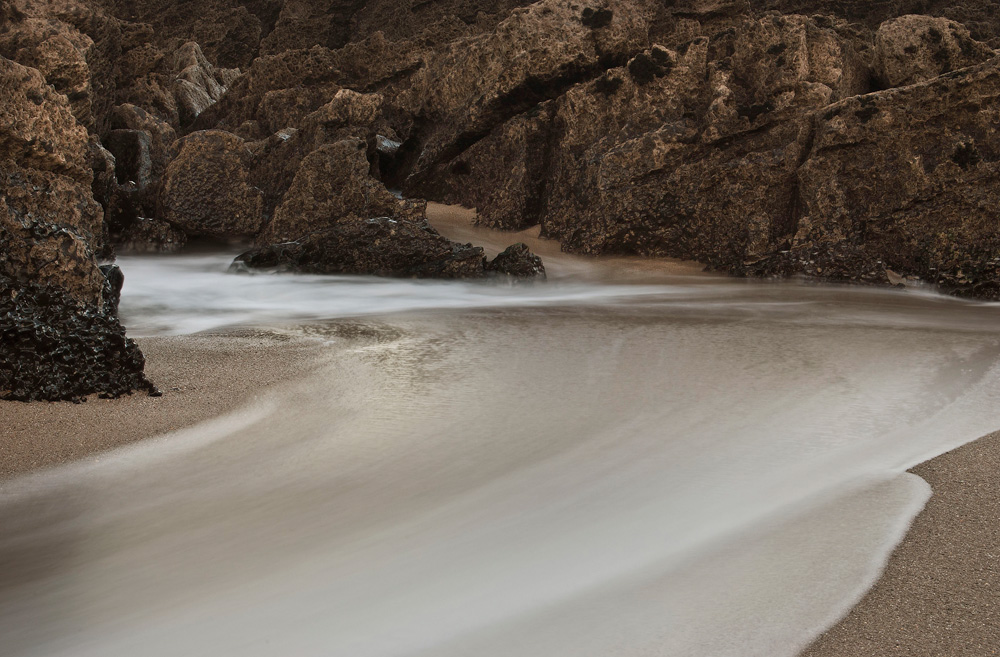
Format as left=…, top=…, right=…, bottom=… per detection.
left=786, top=57, right=1000, bottom=294
left=116, top=216, right=187, bottom=253
left=234, top=214, right=488, bottom=279
left=159, top=130, right=264, bottom=238
left=193, top=46, right=342, bottom=133
left=170, top=42, right=234, bottom=126
left=0, top=17, right=96, bottom=128
left=0, top=54, right=105, bottom=304
left=258, top=0, right=367, bottom=56
left=0, top=163, right=106, bottom=304
left=399, top=0, right=653, bottom=189
left=874, top=15, right=995, bottom=88
left=535, top=15, right=862, bottom=264
left=258, top=137, right=398, bottom=243
left=0, top=56, right=92, bottom=183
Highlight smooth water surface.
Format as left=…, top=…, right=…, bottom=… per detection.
left=3, top=252, right=1000, bottom=657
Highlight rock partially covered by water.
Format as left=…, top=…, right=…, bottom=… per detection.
left=0, top=271, right=155, bottom=402
left=235, top=215, right=489, bottom=278
left=486, top=243, right=546, bottom=278
left=244, top=134, right=545, bottom=279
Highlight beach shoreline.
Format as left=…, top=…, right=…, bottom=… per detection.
left=1, top=327, right=998, bottom=653
left=801, top=430, right=1000, bottom=656
left=0, top=332, right=324, bottom=480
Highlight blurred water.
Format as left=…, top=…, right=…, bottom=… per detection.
left=3, top=254, right=1000, bottom=657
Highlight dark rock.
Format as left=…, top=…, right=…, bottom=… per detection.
left=159, top=130, right=264, bottom=238
left=0, top=271, right=155, bottom=402
left=486, top=243, right=546, bottom=278
left=234, top=217, right=488, bottom=279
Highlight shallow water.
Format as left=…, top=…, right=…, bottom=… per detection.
left=3, top=251, right=1000, bottom=657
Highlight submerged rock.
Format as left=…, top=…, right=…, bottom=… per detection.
left=486, top=243, right=547, bottom=278
left=235, top=216, right=489, bottom=278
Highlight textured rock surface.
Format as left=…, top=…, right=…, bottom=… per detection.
left=776, top=58, right=1000, bottom=296
left=399, top=0, right=654, bottom=190
left=236, top=216, right=490, bottom=278
left=159, top=130, right=264, bottom=238
left=1, top=51, right=153, bottom=400
left=486, top=243, right=547, bottom=278
left=258, top=137, right=400, bottom=243
left=874, top=15, right=995, bottom=87
left=0, top=273, right=154, bottom=402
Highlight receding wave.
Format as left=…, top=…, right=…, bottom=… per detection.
left=3, top=255, right=1000, bottom=656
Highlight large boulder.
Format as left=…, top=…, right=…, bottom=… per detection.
left=245, top=136, right=544, bottom=279
left=399, top=0, right=654, bottom=189
left=249, top=89, right=395, bottom=216
left=257, top=137, right=399, bottom=243
left=235, top=216, right=490, bottom=279
left=874, top=15, right=995, bottom=88
left=533, top=14, right=869, bottom=267
left=159, top=130, right=264, bottom=238
left=778, top=57, right=1000, bottom=295
left=0, top=54, right=153, bottom=400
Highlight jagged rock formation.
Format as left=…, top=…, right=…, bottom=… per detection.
left=5, top=0, right=1000, bottom=399
left=0, top=53, right=153, bottom=401
left=238, top=137, right=544, bottom=278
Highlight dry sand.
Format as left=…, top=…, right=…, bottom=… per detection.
left=0, top=332, right=323, bottom=480
left=803, top=431, right=1000, bottom=656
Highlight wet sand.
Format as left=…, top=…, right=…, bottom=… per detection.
left=0, top=332, right=323, bottom=480
left=2, top=205, right=998, bottom=653
left=425, top=202, right=710, bottom=281
left=802, top=430, right=1000, bottom=656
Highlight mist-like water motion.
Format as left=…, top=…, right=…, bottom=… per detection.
left=3, top=254, right=1000, bottom=657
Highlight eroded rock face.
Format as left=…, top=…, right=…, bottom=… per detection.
left=159, top=130, right=264, bottom=238
left=1, top=52, right=153, bottom=400
left=399, top=0, right=654, bottom=189
left=249, top=90, right=393, bottom=217
left=777, top=58, right=1000, bottom=295
left=874, top=15, right=995, bottom=88
left=0, top=272, right=154, bottom=402
left=533, top=15, right=868, bottom=266
left=257, top=137, right=398, bottom=243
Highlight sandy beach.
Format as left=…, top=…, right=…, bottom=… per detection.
left=803, top=430, right=1000, bottom=656
left=0, top=332, right=323, bottom=480
left=2, top=323, right=998, bottom=653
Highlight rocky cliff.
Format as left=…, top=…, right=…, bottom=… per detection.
left=3, top=0, right=1000, bottom=399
